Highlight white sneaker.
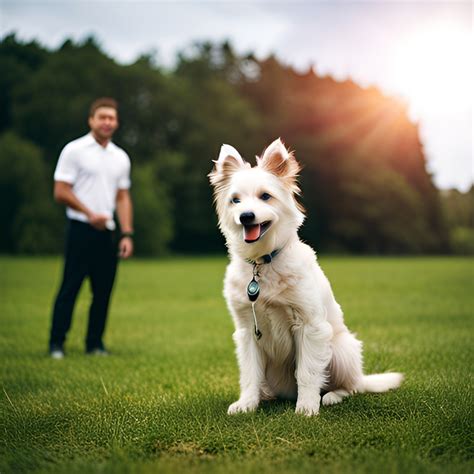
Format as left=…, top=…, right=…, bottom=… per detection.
left=49, top=346, right=65, bottom=359
left=86, top=348, right=109, bottom=356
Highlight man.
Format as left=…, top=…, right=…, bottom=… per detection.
left=49, top=97, right=133, bottom=359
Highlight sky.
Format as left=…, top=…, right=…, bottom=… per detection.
left=1, top=0, right=472, bottom=191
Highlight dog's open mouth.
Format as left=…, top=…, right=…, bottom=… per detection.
left=243, top=221, right=272, bottom=243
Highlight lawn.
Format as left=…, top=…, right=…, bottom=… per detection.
left=1, top=256, right=473, bottom=473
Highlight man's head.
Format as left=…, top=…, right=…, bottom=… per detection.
left=88, top=97, right=119, bottom=142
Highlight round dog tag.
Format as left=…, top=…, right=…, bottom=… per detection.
left=247, top=278, right=260, bottom=302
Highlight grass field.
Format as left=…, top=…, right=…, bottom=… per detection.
left=1, top=256, right=473, bottom=474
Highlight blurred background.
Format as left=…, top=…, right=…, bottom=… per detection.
left=0, top=1, right=472, bottom=256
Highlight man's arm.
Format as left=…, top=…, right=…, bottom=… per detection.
left=116, top=189, right=134, bottom=258
left=54, top=181, right=109, bottom=230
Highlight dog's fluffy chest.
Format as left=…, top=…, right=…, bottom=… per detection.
left=225, top=261, right=299, bottom=314
left=224, top=261, right=300, bottom=363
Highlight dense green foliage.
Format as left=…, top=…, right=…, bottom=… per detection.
left=0, top=34, right=457, bottom=255
left=1, top=256, right=473, bottom=473
left=0, top=132, right=63, bottom=253
left=440, top=188, right=474, bottom=254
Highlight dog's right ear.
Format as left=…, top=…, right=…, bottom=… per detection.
left=208, top=144, right=248, bottom=187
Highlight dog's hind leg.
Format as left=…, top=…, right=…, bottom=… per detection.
left=322, top=389, right=350, bottom=406
left=327, top=330, right=364, bottom=396
left=326, top=330, right=403, bottom=399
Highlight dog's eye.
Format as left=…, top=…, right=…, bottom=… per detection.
left=260, top=193, right=272, bottom=201
left=231, top=197, right=241, bottom=204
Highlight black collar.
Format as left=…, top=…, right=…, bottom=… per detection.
left=246, top=248, right=281, bottom=265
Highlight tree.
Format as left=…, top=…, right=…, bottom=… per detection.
left=441, top=188, right=474, bottom=254
left=0, top=34, right=47, bottom=133
left=0, top=132, right=62, bottom=253
left=171, top=42, right=263, bottom=251
left=131, top=162, right=174, bottom=256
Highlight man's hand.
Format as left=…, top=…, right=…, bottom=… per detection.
left=55, top=182, right=108, bottom=229
left=88, top=213, right=110, bottom=230
left=118, top=237, right=133, bottom=259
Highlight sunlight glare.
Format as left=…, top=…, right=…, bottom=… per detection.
left=390, top=21, right=473, bottom=121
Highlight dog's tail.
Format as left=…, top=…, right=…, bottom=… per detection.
left=358, top=373, right=404, bottom=393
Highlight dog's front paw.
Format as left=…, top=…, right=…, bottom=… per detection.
left=295, top=399, right=320, bottom=417
left=227, top=398, right=259, bottom=415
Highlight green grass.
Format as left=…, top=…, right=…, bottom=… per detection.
left=1, top=256, right=473, bottom=474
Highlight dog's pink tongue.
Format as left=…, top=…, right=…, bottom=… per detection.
left=244, top=224, right=261, bottom=242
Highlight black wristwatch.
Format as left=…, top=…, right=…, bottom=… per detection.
left=120, top=231, right=134, bottom=239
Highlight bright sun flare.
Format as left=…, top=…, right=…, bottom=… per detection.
left=390, top=21, right=473, bottom=120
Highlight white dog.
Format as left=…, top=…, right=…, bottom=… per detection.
left=209, top=138, right=403, bottom=416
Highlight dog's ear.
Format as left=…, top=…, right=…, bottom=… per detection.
left=257, top=138, right=301, bottom=188
left=208, top=144, right=248, bottom=187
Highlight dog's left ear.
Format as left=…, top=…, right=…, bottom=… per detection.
left=257, top=138, right=301, bottom=187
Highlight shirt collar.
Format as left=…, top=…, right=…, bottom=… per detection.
left=86, top=132, right=113, bottom=150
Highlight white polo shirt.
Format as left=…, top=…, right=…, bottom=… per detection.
left=54, top=133, right=131, bottom=230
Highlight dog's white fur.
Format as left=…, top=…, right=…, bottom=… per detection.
left=209, top=138, right=403, bottom=416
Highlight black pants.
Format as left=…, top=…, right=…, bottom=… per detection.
left=49, top=219, right=118, bottom=351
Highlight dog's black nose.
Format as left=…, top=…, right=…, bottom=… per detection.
left=240, top=212, right=256, bottom=225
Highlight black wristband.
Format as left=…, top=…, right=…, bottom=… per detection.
left=120, top=232, right=134, bottom=239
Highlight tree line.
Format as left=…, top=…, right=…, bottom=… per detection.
left=1, top=34, right=471, bottom=255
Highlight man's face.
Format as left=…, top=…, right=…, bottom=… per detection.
left=88, top=106, right=118, bottom=140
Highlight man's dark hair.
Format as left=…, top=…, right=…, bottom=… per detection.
left=89, top=97, right=118, bottom=117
